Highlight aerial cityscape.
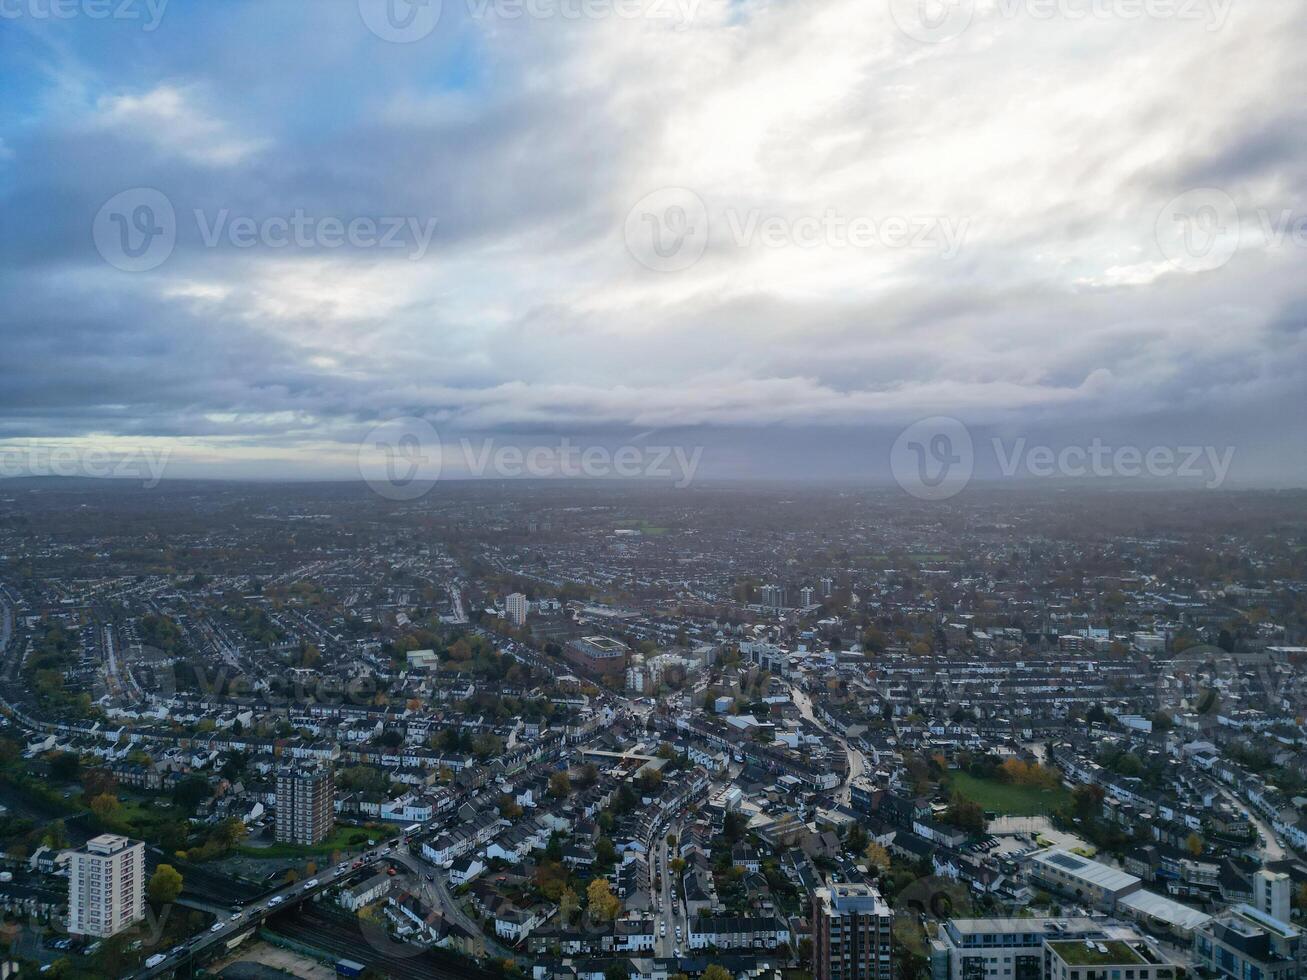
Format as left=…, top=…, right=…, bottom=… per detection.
left=0, top=480, right=1303, bottom=979
left=3, top=0, right=1307, bottom=978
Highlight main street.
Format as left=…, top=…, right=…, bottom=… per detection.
left=654, top=818, right=686, bottom=957
left=789, top=678, right=866, bottom=805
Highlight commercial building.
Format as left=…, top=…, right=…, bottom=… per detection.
left=563, top=635, right=629, bottom=678
left=1257, top=869, right=1292, bottom=925
left=66, top=834, right=145, bottom=938
left=276, top=765, right=335, bottom=845
left=935, top=917, right=1128, bottom=980
left=1027, top=850, right=1142, bottom=912
left=505, top=592, right=528, bottom=626
left=935, top=919, right=1175, bottom=980
left=1193, top=904, right=1303, bottom=980
left=1045, top=938, right=1176, bottom=980
left=812, top=882, right=892, bottom=980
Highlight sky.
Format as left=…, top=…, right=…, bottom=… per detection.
left=0, top=0, right=1304, bottom=491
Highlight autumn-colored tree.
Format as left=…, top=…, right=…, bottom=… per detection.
left=90, top=793, right=121, bottom=820
left=559, top=887, right=579, bottom=924
left=702, top=966, right=733, bottom=980
left=863, top=842, right=891, bottom=872
left=587, top=878, right=621, bottom=921
left=1186, top=833, right=1204, bottom=857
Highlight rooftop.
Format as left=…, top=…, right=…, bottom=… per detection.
left=1047, top=940, right=1145, bottom=967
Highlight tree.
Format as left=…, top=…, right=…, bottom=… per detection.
left=548, top=771, right=572, bottom=798
left=844, top=823, right=868, bottom=856
left=148, top=864, right=183, bottom=905
left=702, top=967, right=732, bottom=980
left=173, top=775, right=212, bottom=813
left=944, top=793, right=985, bottom=833
left=90, top=793, right=121, bottom=820
left=605, top=964, right=630, bottom=980
left=1185, top=832, right=1204, bottom=857
left=559, top=887, right=579, bottom=924
left=214, top=817, right=248, bottom=848
left=44, top=819, right=69, bottom=851
left=864, top=842, right=891, bottom=872
left=586, top=878, right=621, bottom=921
left=48, top=751, right=80, bottom=782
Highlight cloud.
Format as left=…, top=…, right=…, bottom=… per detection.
left=0, top=0, right=1304, bottom=484
left=95, top=84, right=266, bottom=166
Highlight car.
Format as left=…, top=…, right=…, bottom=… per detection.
left=673, top=948, right=681, bottom=958
left=169, top=946, right=185, bottom=956
left=303, top=878, right=319, bottom=890
left=210, top=923, right=224, bottom=933
left=229, top=912, right=243, bottom=921
left=268, top=895, right=284, bottom=907
left=145, top=953, right=166, bottom=968
left=660, top=923, right=667, bottom=936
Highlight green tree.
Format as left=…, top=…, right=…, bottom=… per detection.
left=148, top=864, right=184, bottom=905
left=43, top=819, right=69, bottom=850
left=549, top=771, right=572, bottom=798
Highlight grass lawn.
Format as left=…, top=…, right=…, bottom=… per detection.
left=949, top=771, right=1070, bottom=816
left=238, top=822, right=399, bottom=859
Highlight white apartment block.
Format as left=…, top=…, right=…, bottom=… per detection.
left=506, top=592, right=528, bottom=626
left=67, top=834, right=145, bottom=938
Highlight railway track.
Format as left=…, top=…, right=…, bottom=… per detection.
left=265, top=905, right=499, bottom=980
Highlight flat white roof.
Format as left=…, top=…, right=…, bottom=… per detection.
left=1119, top=889, right=1211, bottom=931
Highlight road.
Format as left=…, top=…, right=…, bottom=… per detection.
left=388, top=845, right=522, bottom=963
left=789, top=680, right=864, bottom=804
left=654, top=819, right=686, bottom=956
left=1217, top=784, right=1288, bottom=861
left=133, top=850, right=391, bottom=978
